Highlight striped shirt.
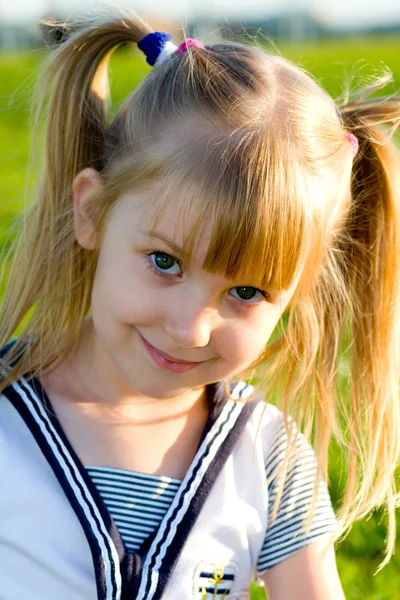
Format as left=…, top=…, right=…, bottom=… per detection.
left=87, top=422, right=337, bottom=574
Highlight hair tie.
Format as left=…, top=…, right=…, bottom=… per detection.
left=177, top=38, right=205, bottom=54
left=345, top=132, right=359, bottom=158
left=138, top=33, right=204, bottom=67
left=138, top=32, right=177, bottom=67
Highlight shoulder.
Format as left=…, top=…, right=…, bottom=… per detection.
left=0, top=361, right=34, bottom=474
left=0, top=340, right=17, bottom=361
left=240, top=388, right=289, bottom=461
left=230, top=382, right=312, bottom=460
left=0, top=339, right=20, bottom=377
left=238, top=387, right=324, bottom=497
left=0, top=339, right=18, bottom=356
left=0, top=340, right=30, bottom=419
left=243, top=389, right=313, bottom=467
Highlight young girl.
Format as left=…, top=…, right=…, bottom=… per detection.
left=0, top=15, right=399, bottom=600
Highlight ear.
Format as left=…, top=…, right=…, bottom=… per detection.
left=72, top=167, right=104, bottom=250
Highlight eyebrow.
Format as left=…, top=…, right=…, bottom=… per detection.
left=140, top=229, right=191, bottom=259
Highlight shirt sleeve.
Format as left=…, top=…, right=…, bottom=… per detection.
left=256, top=421, right=337, bottom=574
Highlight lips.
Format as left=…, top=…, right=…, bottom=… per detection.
left=139, top=333, right=204, bottom=373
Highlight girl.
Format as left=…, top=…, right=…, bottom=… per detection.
left=0, top=15, right=399, bottom=600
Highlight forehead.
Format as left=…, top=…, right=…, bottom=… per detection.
left=117, top=178, right=215, bottom=264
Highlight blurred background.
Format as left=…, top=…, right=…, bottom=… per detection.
left=1, top=1, right=400, bottom=599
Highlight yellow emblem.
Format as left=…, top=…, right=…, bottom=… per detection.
left=194, top=560, right=237, bottom=599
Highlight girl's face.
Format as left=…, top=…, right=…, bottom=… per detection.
left=81, top=176, right=299, bottom=400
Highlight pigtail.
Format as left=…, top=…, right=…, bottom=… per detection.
left=333, top=87, right=400, bottom=564
left=0, top=17, right=151, bottom=385
left=264, top=78, right=400, bottom=567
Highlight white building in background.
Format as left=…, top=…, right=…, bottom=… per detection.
left=0, top=0, right=400, bottom=51
left=0, top=24, right=38, bottom=51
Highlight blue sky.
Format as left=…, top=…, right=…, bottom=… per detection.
left=1, top=0, right=400, bottom=29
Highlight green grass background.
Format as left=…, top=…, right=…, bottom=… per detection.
left=1, top=35, right=400, bottom=599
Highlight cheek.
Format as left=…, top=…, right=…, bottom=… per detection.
left=215, top=312, right=281, bottom=366
left=91, top=250, right=161, bottom=326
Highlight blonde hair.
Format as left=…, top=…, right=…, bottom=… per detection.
left=1, top=16, right=399, bottom=566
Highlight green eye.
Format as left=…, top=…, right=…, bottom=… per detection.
left=230, top=286, right=265, bottom=303
left=150, top=252, right=182, bottom=275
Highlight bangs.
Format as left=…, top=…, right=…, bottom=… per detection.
left=201, top=133, right=308, bottom=291
left=108, top=123, right=312, bottom=292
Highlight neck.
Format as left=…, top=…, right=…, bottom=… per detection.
left=41, top=318, right=208, bottom=423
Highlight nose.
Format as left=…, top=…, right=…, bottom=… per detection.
left=164, top=297, right=216, bottom=349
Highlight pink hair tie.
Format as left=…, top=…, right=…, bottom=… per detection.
left=346, top=132, right=359, bottom=158
left=177, top=38, right=205, bottom=54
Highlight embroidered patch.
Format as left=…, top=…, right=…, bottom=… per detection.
left=193, top=560, right=238, bottom=599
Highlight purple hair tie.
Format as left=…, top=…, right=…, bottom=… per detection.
left=177, top=39, right=205, bottom=54
left=345, top=132, right=359, bottom=158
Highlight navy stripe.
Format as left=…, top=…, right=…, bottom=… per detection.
left=93, top=486, right=179, bottom=501
left=88, top=481, right=180, bottom=498
left=101, top=501, right=166, bottom=518
left=257, top=528, right=336, bottom=570
left=21, top=379, right=122, bottom=599
left=87, top=467, right=181, bottom=553
left=4, top=381, right=112, bottom=599
left=87, top=468, right=181, bottom=486
left=200, top=572, right=235, bottom=580
left=153, top=402, right=238, bottom=555
left=198, top=587, right=230, bottom=594
left=3, top=378, right=124, bottom=600
left=257, top=419, right=336, bottom=574
left=266, top=507, right=336, bottom=541
left=270, top=487, right=331, bottom=512
left=149, top=397, right=257, bottom=600
left=140, top=400, right=241, bottom=599
left=92, top=487, right=177, bottom=504
left=106, top=513, right=161, bottom=528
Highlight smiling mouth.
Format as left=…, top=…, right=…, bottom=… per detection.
left=138, top=333, right=205, bottom=373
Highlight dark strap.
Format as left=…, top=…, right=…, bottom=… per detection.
left=137, top=396, right=259, bottom=600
